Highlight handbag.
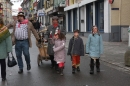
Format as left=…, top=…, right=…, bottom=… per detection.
left=7, top=52, right=17, bottom=67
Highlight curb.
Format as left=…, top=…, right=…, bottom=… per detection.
left=100, top=59, right=130, bottom=71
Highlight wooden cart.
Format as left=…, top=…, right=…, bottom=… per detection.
left=36, top=29, right=50, bottom=66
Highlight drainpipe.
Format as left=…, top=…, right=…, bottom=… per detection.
left=119, top=0, right=122, bottom=41
left=78, top=2, right=80, bottom=31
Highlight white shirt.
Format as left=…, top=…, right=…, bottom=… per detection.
left=15, top=22, right=28, bottom=40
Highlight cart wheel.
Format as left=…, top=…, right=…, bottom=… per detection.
left=41, top=60, right=43, bottom=64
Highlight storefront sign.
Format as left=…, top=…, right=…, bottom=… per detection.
left=109, top=0, right=114, bottom=4
left=111, top=8, right=119, bottom=10
left=39, top=13, right=45, bottom=16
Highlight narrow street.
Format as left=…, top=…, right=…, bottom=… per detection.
left=0, top=35, right=130, bottom=86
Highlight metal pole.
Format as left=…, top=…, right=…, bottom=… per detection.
left=6, top=0, right=7, bottom=25
left=78, top=2, right=80, bottom=30
left=128, top=26, right=130, bottom=47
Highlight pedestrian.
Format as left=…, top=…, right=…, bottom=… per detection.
left=67, top=29, right=84, bottom=74
left=6, top=14, right=17, bottom=28
left=35, top=20, right=40, bottom=32
left=52, top=33, right=66, bottom=76
left=45, top=16, right=66, bottom=70
left=86, top=25, right=103, bottom=74
left=0, top=17, right=12, bottom=81
left=11, top=12, right=40, bottom=74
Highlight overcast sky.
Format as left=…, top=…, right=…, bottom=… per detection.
left=11, top=0, right=23, bottom=15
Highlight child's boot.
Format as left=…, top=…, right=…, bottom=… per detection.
left=72, top=66, right=75, bottom=74
left=77, top=66, right=80, bottom=72
left=60, top=68, right=63, bottom=76
left=57, top=68, right=60, bottom=73
left=96, top=59, right=100, bottom=73
left=90, top=64, right=94, bottom=74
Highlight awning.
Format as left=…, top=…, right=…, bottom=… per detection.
left=48, top=7, right=64, bottom=16
left=79, top=0, right=97, bottom=7
left=64, top=3, right=78, bottom=11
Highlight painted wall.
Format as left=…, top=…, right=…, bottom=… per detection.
left=120, top=0, right=130, bottom=26
left=110, top=0, right=130, bottom=42
left=111, top=0, right=130, bottom=26
left=80, top=6, right=85, bottom=32
left=111, top=0, right=120, bottom=26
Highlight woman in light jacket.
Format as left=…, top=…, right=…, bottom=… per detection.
left=86, top=26, right=103, bottom=74
left=0, top=17, right=12, bottom=81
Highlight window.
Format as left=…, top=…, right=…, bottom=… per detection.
left=68, top=10, right=72, bottom=32
left=73, top=8, right=77, bottom=30
left=95, top=1, right=104, bottom=31
left=86, top=3, right=93, bottom=31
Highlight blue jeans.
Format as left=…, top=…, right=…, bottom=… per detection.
left=15, top=40, right=30, bottom=69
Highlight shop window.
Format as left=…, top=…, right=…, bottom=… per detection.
left=95, top=1, right=104, bottom=31
left=86, top=3, right=93, bottom=31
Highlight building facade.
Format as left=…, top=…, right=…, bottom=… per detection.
left=0, top=0, right=13, bottom=25
left=21, top=0, right=32, bottom=19
left=44, top=0, right=66, bottom=25
left=64, top=0, right=130, bottom=42
left=37, top=0, right=45, bottom=24
left=44, top=0, right=54, bottom=25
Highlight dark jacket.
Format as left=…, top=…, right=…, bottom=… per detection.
left=67, top=36, right=84, bottom=56
left=33, top=21, right=40, bottom=30
left=45, top=25, right=66, bottom=55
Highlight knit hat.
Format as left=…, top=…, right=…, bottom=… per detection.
left=52, top=16, right=58, bottom=20
left=74, top=29, right=79, bottom=33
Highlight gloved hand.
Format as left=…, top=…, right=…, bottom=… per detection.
left=38, top=39, right=41, bottom=43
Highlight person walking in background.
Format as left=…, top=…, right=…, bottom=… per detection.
left=86, top=26, right=103, bottom=74
left=32, top=19, right=37, bottom=30
left=52, top=33, right=66, bottom=76
left=6, top=15, right=17, bottom=28
left=45, top=16, right=66, bottom=70
left=35, top=20, right=40, bottom=32
left=0, top=17, right=12, bottom=81
left=11, top=12, right=40, bottom=74
left=67, top=29, right=84, bottom=74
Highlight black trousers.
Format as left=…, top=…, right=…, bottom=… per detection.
left=49, top=55, right=56, bottom=67
left=0, top=59, right=6, bottom=79
left=49, top=55, right=58, bottom=69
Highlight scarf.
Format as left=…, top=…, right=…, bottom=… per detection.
left=0, top=26, right=10, bottom=43
left=53, top=23, right=58, bottom=28
left=18, top=19, right=28, bottom=28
